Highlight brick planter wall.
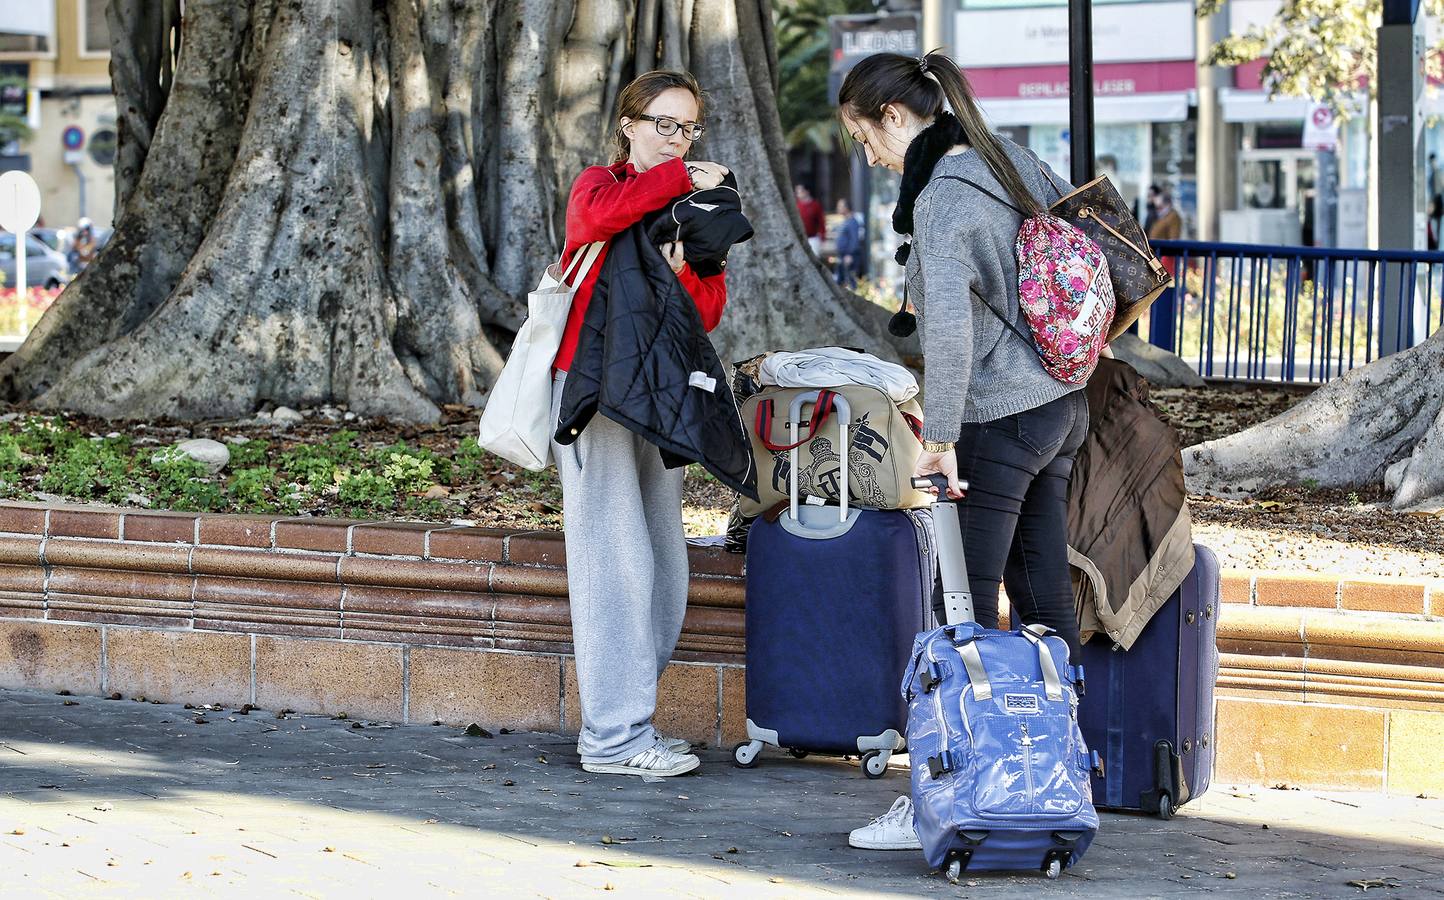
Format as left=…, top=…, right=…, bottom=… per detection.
left=0, top=499, right=1440, bottom=796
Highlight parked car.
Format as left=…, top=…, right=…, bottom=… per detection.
left=30, top=227, right=69, bottom=255
left=0, top=233, right=73, bottom=290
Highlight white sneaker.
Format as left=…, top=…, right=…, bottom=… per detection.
left=658, top=736, right=691, bottom=754
left=849, top=795, right=921, bottom=850
left=582, top=742, right=700, bottom=777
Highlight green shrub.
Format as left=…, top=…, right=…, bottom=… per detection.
left=229, top=466, right=279, bottom=512
left=40, top=439, right=103, bottom=498
left=381, top=452, right=434, bottom=494
left=0, top=433, right=28, bottom=484
left=227, top=438, right=271, bottom=468
left=279, top=443, right=337, bottom=490
left=149, top=449, right=223, bottom=511
left=452, top=437, right=488, bottom=483
left=337, top=470, right=395, bottom=514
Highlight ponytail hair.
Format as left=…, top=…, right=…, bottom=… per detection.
left=838, top=50, right=1043, bottom=218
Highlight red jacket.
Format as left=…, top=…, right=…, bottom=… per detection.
left=797, top=197, right=826, bottom=239
left=553, top=157, right=728, bottom=373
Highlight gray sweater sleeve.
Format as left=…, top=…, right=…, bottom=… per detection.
left=914, top=195, right=980, bottom=444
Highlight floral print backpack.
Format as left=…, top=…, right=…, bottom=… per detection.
left=934, top=175, right=1116, bottom=385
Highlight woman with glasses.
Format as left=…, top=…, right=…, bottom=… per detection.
left=549, top=70, right=731, bottom=778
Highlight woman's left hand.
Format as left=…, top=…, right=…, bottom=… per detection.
left=662, top=241, right=686, bottom=273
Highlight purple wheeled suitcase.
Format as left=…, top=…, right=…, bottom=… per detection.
left=734, top=390, right=932, bottom=778
left=1076, top=543, right=1221, bottom=817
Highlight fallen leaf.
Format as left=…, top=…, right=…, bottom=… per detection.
left=463, top=724, right=493, bottom=738
left=8, top=829, right=23, bottom=835
left=323, top=847, right=335, bottom=853
left=107, top=692, right=122, bottom=700
left=62, top=700, right=78, bottom=706
left=502, top=779, right=515, bottom=787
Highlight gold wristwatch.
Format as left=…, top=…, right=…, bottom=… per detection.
left=922, top=439, right=955, bottom=453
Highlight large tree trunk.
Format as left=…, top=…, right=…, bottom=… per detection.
left=1, top=0, right=888, bottom=423
left=1184, top=328, right=1444, bottom=511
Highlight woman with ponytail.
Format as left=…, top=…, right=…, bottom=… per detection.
left=838, top=51, right=1089, bottom=851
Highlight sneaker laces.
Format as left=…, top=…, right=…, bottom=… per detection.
left=628, top=743, right=687, bottom=770
left=867, top=795, right=913, bottom=828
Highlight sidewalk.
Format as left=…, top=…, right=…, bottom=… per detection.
left=2, top=688, right=1441, bottom=899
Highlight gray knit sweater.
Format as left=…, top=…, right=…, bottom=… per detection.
left=905, top=137, right=1084, bottom=443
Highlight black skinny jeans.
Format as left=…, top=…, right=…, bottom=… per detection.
left=934, top=390, right=1088, bottom=662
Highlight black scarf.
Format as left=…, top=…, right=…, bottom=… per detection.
left=888, top=111, right=966, bottom=336
left=892, top=111, right=966, bottom=242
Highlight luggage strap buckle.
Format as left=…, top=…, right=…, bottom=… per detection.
left=1090, top=749, right=1105, bottom=778
left=920, top=661, right=946, bottom=694
left=927, top=750, right=960, bottom=779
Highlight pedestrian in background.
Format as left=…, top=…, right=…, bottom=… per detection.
left=795, top=183, right=826, bottom=255
left=833, top=197, right=864, bottom=288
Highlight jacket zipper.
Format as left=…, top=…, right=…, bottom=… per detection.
left=672, top=184, right=743, bottom=245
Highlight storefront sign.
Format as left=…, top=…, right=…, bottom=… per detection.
left=966, top=60, right=1196, bottom=99
left=955, top=1, right=1194, bottom=67
left=828, top=13, right=921, bottom=105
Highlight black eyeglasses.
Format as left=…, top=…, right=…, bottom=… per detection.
left=636, top=114, right=705, bottom=141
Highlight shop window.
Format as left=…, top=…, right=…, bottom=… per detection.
left=81, top=0, right=111, bottom=57
left=0, top=34, right=51, bottom=57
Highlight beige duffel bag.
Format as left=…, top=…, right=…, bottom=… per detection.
left=738, top=383, right=932, bottom=517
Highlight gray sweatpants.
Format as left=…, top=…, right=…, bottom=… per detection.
left=550, top=375, right=690, bottom=764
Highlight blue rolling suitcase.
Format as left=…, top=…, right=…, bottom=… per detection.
left=1077, top=543, right=1221, bottom=818
left=904, top=477, right=1099, bottom=882
left=734, top=390, right=933, bottom=778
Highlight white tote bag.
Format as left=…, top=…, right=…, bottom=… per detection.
left=478, top=241, right=604, bottom=470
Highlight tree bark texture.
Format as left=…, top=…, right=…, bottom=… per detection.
left=1183, top=329, right=1444, bottom=510
left=2, top=0, right=888, bottom=423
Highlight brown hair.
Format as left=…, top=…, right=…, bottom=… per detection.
left=612, top=70, right=706, bottom=164
left=838, top=50, right=1043, bottom=217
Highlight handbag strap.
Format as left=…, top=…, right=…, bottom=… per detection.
left=754, top=389, right=838, bottom=452
left=560, top=241, right=605, bottom=288
left=1035, top=160, right=1066, bottom=203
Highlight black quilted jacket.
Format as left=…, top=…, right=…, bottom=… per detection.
left=554, top=223, right=759, bottom=501
left=642, top=172, right=754, bottom=277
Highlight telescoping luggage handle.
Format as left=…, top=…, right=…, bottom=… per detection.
left=754, top=389, right=838, bottom=452
left=784, top=390, right=851, bottom=525
left=912, top=473, right=973, bottom=626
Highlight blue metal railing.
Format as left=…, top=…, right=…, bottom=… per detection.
left=1143, top=239, right=1444, bottom=383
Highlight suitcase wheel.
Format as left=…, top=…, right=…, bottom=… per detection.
left=1045, top=858, right=1062, bottom=880
left=861, top=750, right=888, bottom=779
left=732, top=740, right=763, bottom=769
left=945, top=860, right=963, bottom=884
left=1157, top=792, right=1175, bottom=820
left=788, top=748, right=809, bottom=759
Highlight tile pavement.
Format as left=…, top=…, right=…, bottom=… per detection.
left=1, top=687, right=1442, bottom=898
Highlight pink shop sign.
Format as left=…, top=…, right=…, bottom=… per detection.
left=967, top=60, right=1197, bottom=99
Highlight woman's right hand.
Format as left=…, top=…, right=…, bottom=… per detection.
left=686, top=161, right=729, bottom=190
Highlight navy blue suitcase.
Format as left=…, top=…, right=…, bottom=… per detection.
left=1076, top=543, right=1221, bottom=817
left=734, top=389, right=933, bottom=778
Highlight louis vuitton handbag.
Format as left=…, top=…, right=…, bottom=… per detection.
left=1040, top=167, right=1174, bottom=341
